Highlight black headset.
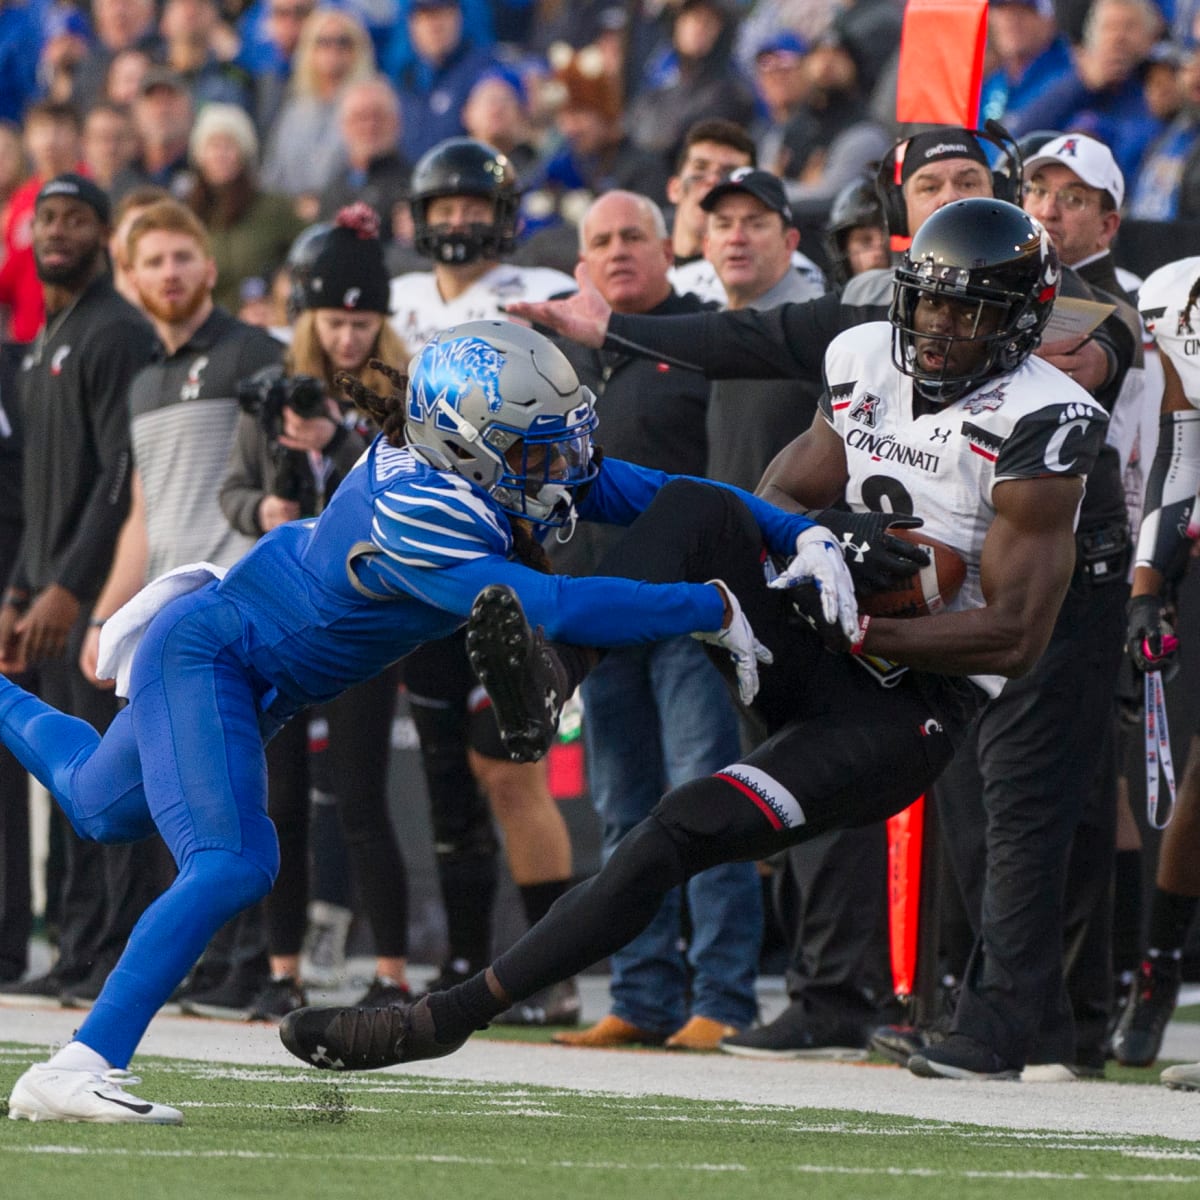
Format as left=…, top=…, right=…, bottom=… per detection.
left=874, top=119, right=1023, bottom=238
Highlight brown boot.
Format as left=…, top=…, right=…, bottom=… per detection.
left=551, top=1014, right=664, bottom=1047
left=664, top=1015, right=741, bottom=1051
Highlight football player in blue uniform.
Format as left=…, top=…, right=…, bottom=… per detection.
left=278, top=199, right=1113, bottom=1077
left=2, top=318, right=855, bottom=1123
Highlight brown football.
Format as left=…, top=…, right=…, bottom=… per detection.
left=858, top=528, right=967, bottom=619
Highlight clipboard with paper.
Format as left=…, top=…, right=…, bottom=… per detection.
left=1040, top=295, right=1115, bottom=344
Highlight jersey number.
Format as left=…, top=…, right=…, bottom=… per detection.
left=860, top=475, right=915, bottom=516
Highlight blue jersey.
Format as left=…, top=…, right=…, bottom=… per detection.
left=216, top=437, right=813, bottom=718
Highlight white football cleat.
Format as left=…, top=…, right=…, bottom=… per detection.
left=8, top=1063, right=183, bottom=1124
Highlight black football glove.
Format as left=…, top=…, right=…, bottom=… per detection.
left=783, top=580, right=854, bottom=653
left=809, top=510, right=931, bottom=594
left=1127, top=593, right=1180, bottom=679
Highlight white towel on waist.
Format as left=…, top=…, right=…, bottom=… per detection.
left=97, top=562, right=227, bottom=698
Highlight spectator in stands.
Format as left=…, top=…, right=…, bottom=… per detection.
left=159, top=0, right=251, bottom=109
left=317, top=76, right=410, bottom=230
left=1128, top=44, right=1200, bottom=220
left=462, top=68, right=540, bottom=182
left=0, top=121, right=25, bottom=221
left=0, top=101, right=85, bottom=345
left=108, top=184, right=170, bottom=305
left=73, top=0, right=164, bottom=112
left=39, top=6, right=94, bottom=106
left=238, top=0, right=314, bottom=136
left=0, top=0, right=42, bottom=123
left=105, top=46, right=153, bottom=105
left=627, top=0, right=756, bottom=168
left=1009, top=0, right=1164, bottom=182
left=82, top=103, right=139, bottom=192
left=749, top=30, right=813, bottom=178
left=185, top=102, right=305, bottom=312
left=261, top=8, right=374, bottom=202
left=393, top=0, right=500, bottom=164
left=978, top=0, right=1074, bottom=130
left=110, top=68, right=197, bottom=203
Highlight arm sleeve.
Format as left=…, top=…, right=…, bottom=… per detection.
left=56, top=326, right=150, bottom=600
left=1134, top=409, right=1200, bottom=580
left=605, top=294, right=873, bottom=381
left=579, top=455, right=815, bottom=557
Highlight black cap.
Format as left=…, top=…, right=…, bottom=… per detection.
left=301, top=203, right=390, bottom=315
left=700, top=167, right=792, bottom=221
left=35, top=172, right=111, bottom=226
left=900, top=129, right=989, bottom=184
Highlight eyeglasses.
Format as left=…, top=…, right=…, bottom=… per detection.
left=316, top=34, right=355, bottom=48
left=1022, top=181, right=1101, bottom=212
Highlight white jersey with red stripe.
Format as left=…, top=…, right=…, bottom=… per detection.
left=821, top=322, right=1107, bottom=658
left=1138, top=255, right=1200, bottom=404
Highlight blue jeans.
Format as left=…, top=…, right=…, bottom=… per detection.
left=581, top=636, right=761, bottom=1033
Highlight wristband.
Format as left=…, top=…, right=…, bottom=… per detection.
left=3, top=588, right=28, bottom=608
left=849, top=614, right=871, bottom=655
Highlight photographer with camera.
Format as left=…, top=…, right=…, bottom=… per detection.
left=218, top=204, right=415, bottom=1021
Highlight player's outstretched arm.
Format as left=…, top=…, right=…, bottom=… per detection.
left=503, top=262, right=611, bottom=348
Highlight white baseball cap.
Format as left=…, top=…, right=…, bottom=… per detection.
left=1023, top=133, right=1124, bottom=209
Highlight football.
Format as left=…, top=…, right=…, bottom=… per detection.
left=858, top=528, right=967, bottom=619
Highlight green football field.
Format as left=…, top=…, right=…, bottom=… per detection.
left=4, top=1041, right=1200, bottom=1200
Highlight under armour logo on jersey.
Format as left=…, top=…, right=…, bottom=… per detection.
left=849, top=393, right=881, bottom=427
left=50, top=345, right=71, bottom=375
left=929, top=427, right=951, bottom=444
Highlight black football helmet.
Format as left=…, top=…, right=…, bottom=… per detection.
left=889, top=198, right=1059, bottom=403
left=823, top=177, right=886, bottom=287
left=285, top=220, right=334, bottom=320
left=410, top=137, right=519, bottom=265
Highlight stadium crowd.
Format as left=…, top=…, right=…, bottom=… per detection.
left=3, top=0, right=1200, bottom=1123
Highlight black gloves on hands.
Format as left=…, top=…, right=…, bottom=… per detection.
left=1127, top=593, right=1180, bottom=679
left=809, top=510, right=931, bottom=594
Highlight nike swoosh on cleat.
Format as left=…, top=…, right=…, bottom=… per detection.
left=91, top=1091, right=154, bottom=1114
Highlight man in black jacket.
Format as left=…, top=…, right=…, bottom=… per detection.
left=0, top=175, right=162, bottom=1005
left=548, top=189, right=762, bottom=1051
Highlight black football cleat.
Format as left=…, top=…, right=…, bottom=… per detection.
left=465, top=584, right=566, bottom=762
left=279, top=996, right=466, bottom=1071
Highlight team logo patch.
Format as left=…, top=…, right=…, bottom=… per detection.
left=849, top=392, right=882, bottom=427
left=50, top=345, right=71, bottom=376
left=1042, top=402, right=1095, bottom=473
left=408, top=335, right=506, bottom=431
left=829, top=380, right=856, bottom=410
left=962, top=384, right=1006, bottom=414
left=181, top=355, right=208, bottom=401
left=1058, top=137, right=1079, bottom=157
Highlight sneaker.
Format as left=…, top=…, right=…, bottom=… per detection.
left=279, top=995, right=464, bottom=1070
left=1161, top=1061, right=1200, bottom=1091
left=492, top=979, right=582, bottom=1027
left=465, top=584, right=567, bottom=762
left=1110, top=955, right=1182, bottom=1067
left=246, top=976, right=308, bottom=1023
left=353, top=977, right=413, bottom=1009
left=0, top=972, right=65, bottom=1008
left=301, top=902, right=353, bottom=986
left=178, top=972, right=270, bottom=1020
left=720, top=1004, right=868, bottom=1061
left=8, top=1063, right=182, bottom=1124
left=870, top=1022, right=946, bottom=1066
left=907, top=1033, right=1021, bottom=1081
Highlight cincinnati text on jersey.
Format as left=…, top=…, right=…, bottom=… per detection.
left=845, top=427, right=942, bottom=472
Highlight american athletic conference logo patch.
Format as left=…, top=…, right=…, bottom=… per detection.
left=408, top=335, right=506, bottom=433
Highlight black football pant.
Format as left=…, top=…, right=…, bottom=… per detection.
left=492, top=480, right=984, bottom=1000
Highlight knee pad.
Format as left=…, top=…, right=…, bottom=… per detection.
left=174, top=848, right=274, bottom=925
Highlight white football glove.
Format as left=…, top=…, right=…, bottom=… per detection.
left=768, top=525, right=860, bottom=643
left=693, top=580, right=773, bottom=705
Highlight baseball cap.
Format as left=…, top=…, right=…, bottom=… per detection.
left=1023, top=132, right=1125, bottom=208
left=900, top=129, right=990, bottom=184
left=35, top=172, right=111, bottom=226
left=989, top=0, right=1056, bottom=19
left=700, top=166, right=793, bottom=221
left=755, top=30, right=809, bottom=59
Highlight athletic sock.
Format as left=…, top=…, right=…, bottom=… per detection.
left=48, top=1040, right=111, bottom=1073
left=426, top=970, right=505, bottom=1044
left=1147, top=888, right=1199, bottom=956
left=436, top=851, right=498, bottom=970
